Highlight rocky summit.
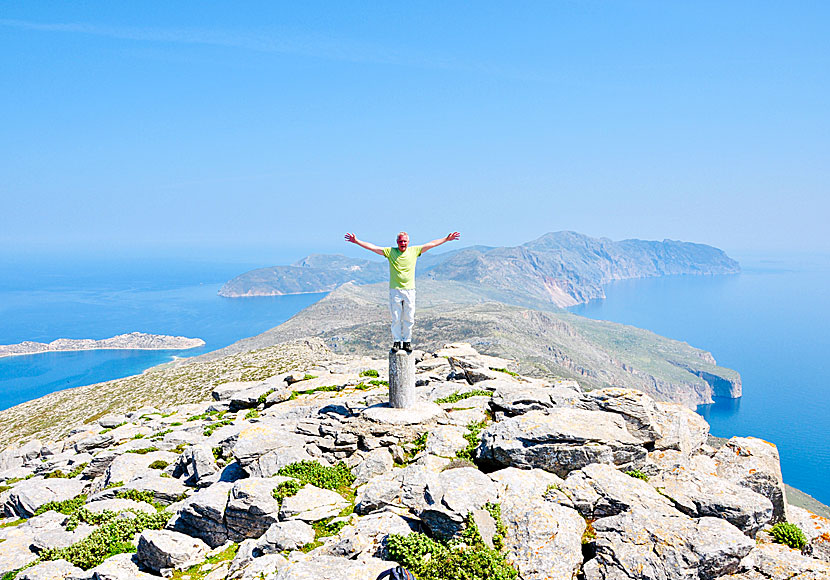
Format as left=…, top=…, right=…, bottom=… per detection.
left=0, top=343, right=827, bottom=580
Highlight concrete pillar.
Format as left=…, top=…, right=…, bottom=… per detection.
left=388, top=350, right=416, bottom=408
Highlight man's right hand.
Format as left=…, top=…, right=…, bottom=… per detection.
left=344, top=233, right=356, bottom=243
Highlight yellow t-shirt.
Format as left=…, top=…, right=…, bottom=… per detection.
left=382, top=246, right=423, bottom=289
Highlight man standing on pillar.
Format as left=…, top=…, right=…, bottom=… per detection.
left=344, top=230, right=461, bottom=353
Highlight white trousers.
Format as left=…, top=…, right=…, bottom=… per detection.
left=389, top=288, right=416, bottom=342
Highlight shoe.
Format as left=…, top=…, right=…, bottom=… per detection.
left=391, top=341, right=402, bottom=352
left=402, top=341, right=412, bottom=353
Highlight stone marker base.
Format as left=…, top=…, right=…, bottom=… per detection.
left=362, top=402, right=445, bottom=426
left=389, top=349, right=416, bottom=408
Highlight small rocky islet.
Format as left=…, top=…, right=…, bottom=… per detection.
left=1, top=342, right=828, bottom=580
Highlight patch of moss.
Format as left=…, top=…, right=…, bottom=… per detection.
left=625, top=469, right=649, bottom=481
left=456, top=420, right=488, bottom=463
left=245, top=409, right=260, bottom=420
left=203, top=419, right=233, bottom=437
left=359, top=369, right=379, bottom=378
left=148, top=460, right=169, bottom=470
left=125, top=447, right=159, bottom=455
left=277, top=461, right=355, bottom=500
left=489, top=367, right=519, bottom=377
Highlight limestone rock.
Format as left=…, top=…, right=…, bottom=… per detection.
left=167, top=482, right=233, bottom=548
left=650, top=468, right=774, bottom=536
left=271, top=555, right=390, bottom=580
left=560, top=463, right=674, bottom=518
left=323, top=512, right=415, bottom=558
left=583, top=507, right=755, bottom=580
left=2, top=478, right=87, bottom=518
left=424, top=425, right=470, bottom=458
left=103, top=450, right=178, bottom=487
left=231, top=421, right=311, bottom=475
left=84, top=498, right=157, bottom=514
left=652, top=401, right=710, bottom=454
left=80, top=552, right=158, bottom=580
left=418, top=467, right=498, bottom=538
left=501, top=498, right=585, bottom=580
left=98, top=474, right=188, bottom=505
left=171, top=443, right=218, bottom=487
left=18, top=559, right=83, bottom=580
left=257, top=520, right=315, bottom=553
left=352, top=448, right=393, bottom=486
left=736, top=541, right=830, bottom=579
left=478, top=408, right=647, bottom=477
left=787, top=505, right=830, bottom=563
left=225, top=478, right=283, bottom=541
left=136, top=529, right=210, bottom=573
left=212, top=380, right=262, bottom=402
left=489, top=466, right=565, bottom=502
left=31, top=523, right=95, bottom=552
left=714, top=437, right=788, bottom=523
left=279, top=485, right=350, bottom=522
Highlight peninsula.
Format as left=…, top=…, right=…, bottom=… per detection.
left=219, top=231, right=740, bottom=307
left=0, top=332, right=205, bottom=359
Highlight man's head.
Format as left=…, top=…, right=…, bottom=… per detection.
left=396, top=232, right=409, bottom=252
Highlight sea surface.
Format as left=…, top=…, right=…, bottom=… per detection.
left=570, top=252, right=830, bottom=505
left=0, top=255, right=324, bottom=411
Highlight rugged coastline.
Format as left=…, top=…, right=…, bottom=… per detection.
left=0, top=333, right=205, bottom=359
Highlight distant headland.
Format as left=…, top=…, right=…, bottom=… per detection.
left=0, top=332, right=205, bottom=359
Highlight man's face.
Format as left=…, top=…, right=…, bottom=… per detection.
left=397, top=235, right=409, bottom=252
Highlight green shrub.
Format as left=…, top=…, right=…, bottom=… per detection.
left=770, top=522, right=807, bottom=550
left=39, top=510, right=171, bottom=569
left=203, top=419, right=233, bottom=437
left=303, top=374, right=318, bottom=380
left=125, top=447, right=159, bottom=455
left=489, top=367, right=519, bottom=377
left=257, top=389, right=276, bottom=405
left=456, top=420, right=487, bottom=462
left=148, top=460, right=169, bottom=470
left=104, top=481, right=125, bottom=490
left=625, top=469, right=649, bottom=481
left=277, top=461, right=355, bottom=497
left=114, top=489, right=163, bottom=510
left=360, top=369, right=379, bottom=377
left=150, top=429, right=172, bottom=441
left=35, top=494, right=87, bottom=516
left=386, top=512, right=517, bottom=580
left=272, top=480, right=303, bottom=505
left=436, top=390, right=492, bottom=404
left=245, top=409, right=260, bottom=420
left=368, top=379, right=388, bottom=387
left=483, top=502, right=508, bottom=551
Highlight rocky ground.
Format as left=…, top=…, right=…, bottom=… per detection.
left=0, top=343, right=827, bottom=580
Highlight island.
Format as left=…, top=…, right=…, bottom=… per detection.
left=218, top=231, right=740, bottom=307
left=0, top=332, right=205, bottom=359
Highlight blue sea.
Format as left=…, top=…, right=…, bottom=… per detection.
left=0, top=254, right=324, bottom=411
left=2, top=252, right=828, bottom=504
left=570, top=252, right=830, bottom=504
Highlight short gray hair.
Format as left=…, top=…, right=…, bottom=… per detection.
left=397, top=231, right=409, bottom=240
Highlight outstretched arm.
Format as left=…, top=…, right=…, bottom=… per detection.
left=420, top=232, right=461, bottom=254
left=344, top=232, right=385, bottom=256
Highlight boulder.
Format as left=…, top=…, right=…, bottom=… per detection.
left=80, top=552, right=158, bottom=579
left=500, top=498, right=585, bottom=580
left=231, top=421, right=312, bottom=475
left=735, top=540, right=830, bottom=578
left=417, top=467, right=498, bottom=538
left=246, top=446, right=316, bottom=479
left=31, top=523, right=95, bottom=552
left=225, top=478, right=283, bottom=541
left=171, top=444, right=218, bottom=487
left=256, top=520, right=315, bottom=553
left=423, top=426, right=469, bottom=458
left=279, top=485, right=350, bottom=522
left=652, top=402, right=710, bottom=454
left=787, top=505, right=830, bottom=563
left=18, top=559, right=83, bottom=580
left=477, top=408, right=647, bottom=478
left=714, top=437, right=788, bottom=523
left=489, top=381, right=581, bottom=417
left=0, top=512, right=66, bottom=574
left=271, top=555, right=391, bottom=580
left=583, top=507, right=755, bottom=580
left=167, top=482, right=233, bottom=548
left=136, top=529, right=210, bottom=573
left=98, top=474, right=188, bottom=505
left=650, top=468, right=774, bottom=536
left=560, top=463, right=674, bottom=518
left=103, top=451, right=178, bottom=487
left=97, top=414, right=128, bottom=429
left=2, top=478, right=86, bottom=518
left=212, top=380, right=262, bottom=402
left=352, top=448, right=393, bottom=486
left=489, top=466, right=565, bottom=502
left=229, top=383, right=290, bottom=412
left=232, top=553, right=288, bottom=580
left=322, top=512, right=415, bottom=558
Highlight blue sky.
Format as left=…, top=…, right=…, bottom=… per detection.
left=2, top=2, right=828, bottom=263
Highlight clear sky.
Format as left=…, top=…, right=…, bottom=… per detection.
left=2, top=2, right=828, bottom=263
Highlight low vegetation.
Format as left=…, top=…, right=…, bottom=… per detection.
left=436, top=390, right=492, bottom=404
left=456, top=420, right=488, bottom=462
left=276, top=460, right=355, bottom=500
left=625, top=469, right=649, bottom=481
left=769, top=522, right=807, bottom=550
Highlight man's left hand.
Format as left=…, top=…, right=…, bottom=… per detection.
left=447, top=232, right=461, bottom=241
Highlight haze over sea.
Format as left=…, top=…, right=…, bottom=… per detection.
left=1, top=251, right=828, bottom=505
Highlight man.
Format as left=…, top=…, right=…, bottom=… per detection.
left=344, top=230, right=461, bottom=353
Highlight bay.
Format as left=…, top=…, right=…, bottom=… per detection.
left=0, top=255, right=324, bottom=411
left=570, top=253, right=830, bottom=504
